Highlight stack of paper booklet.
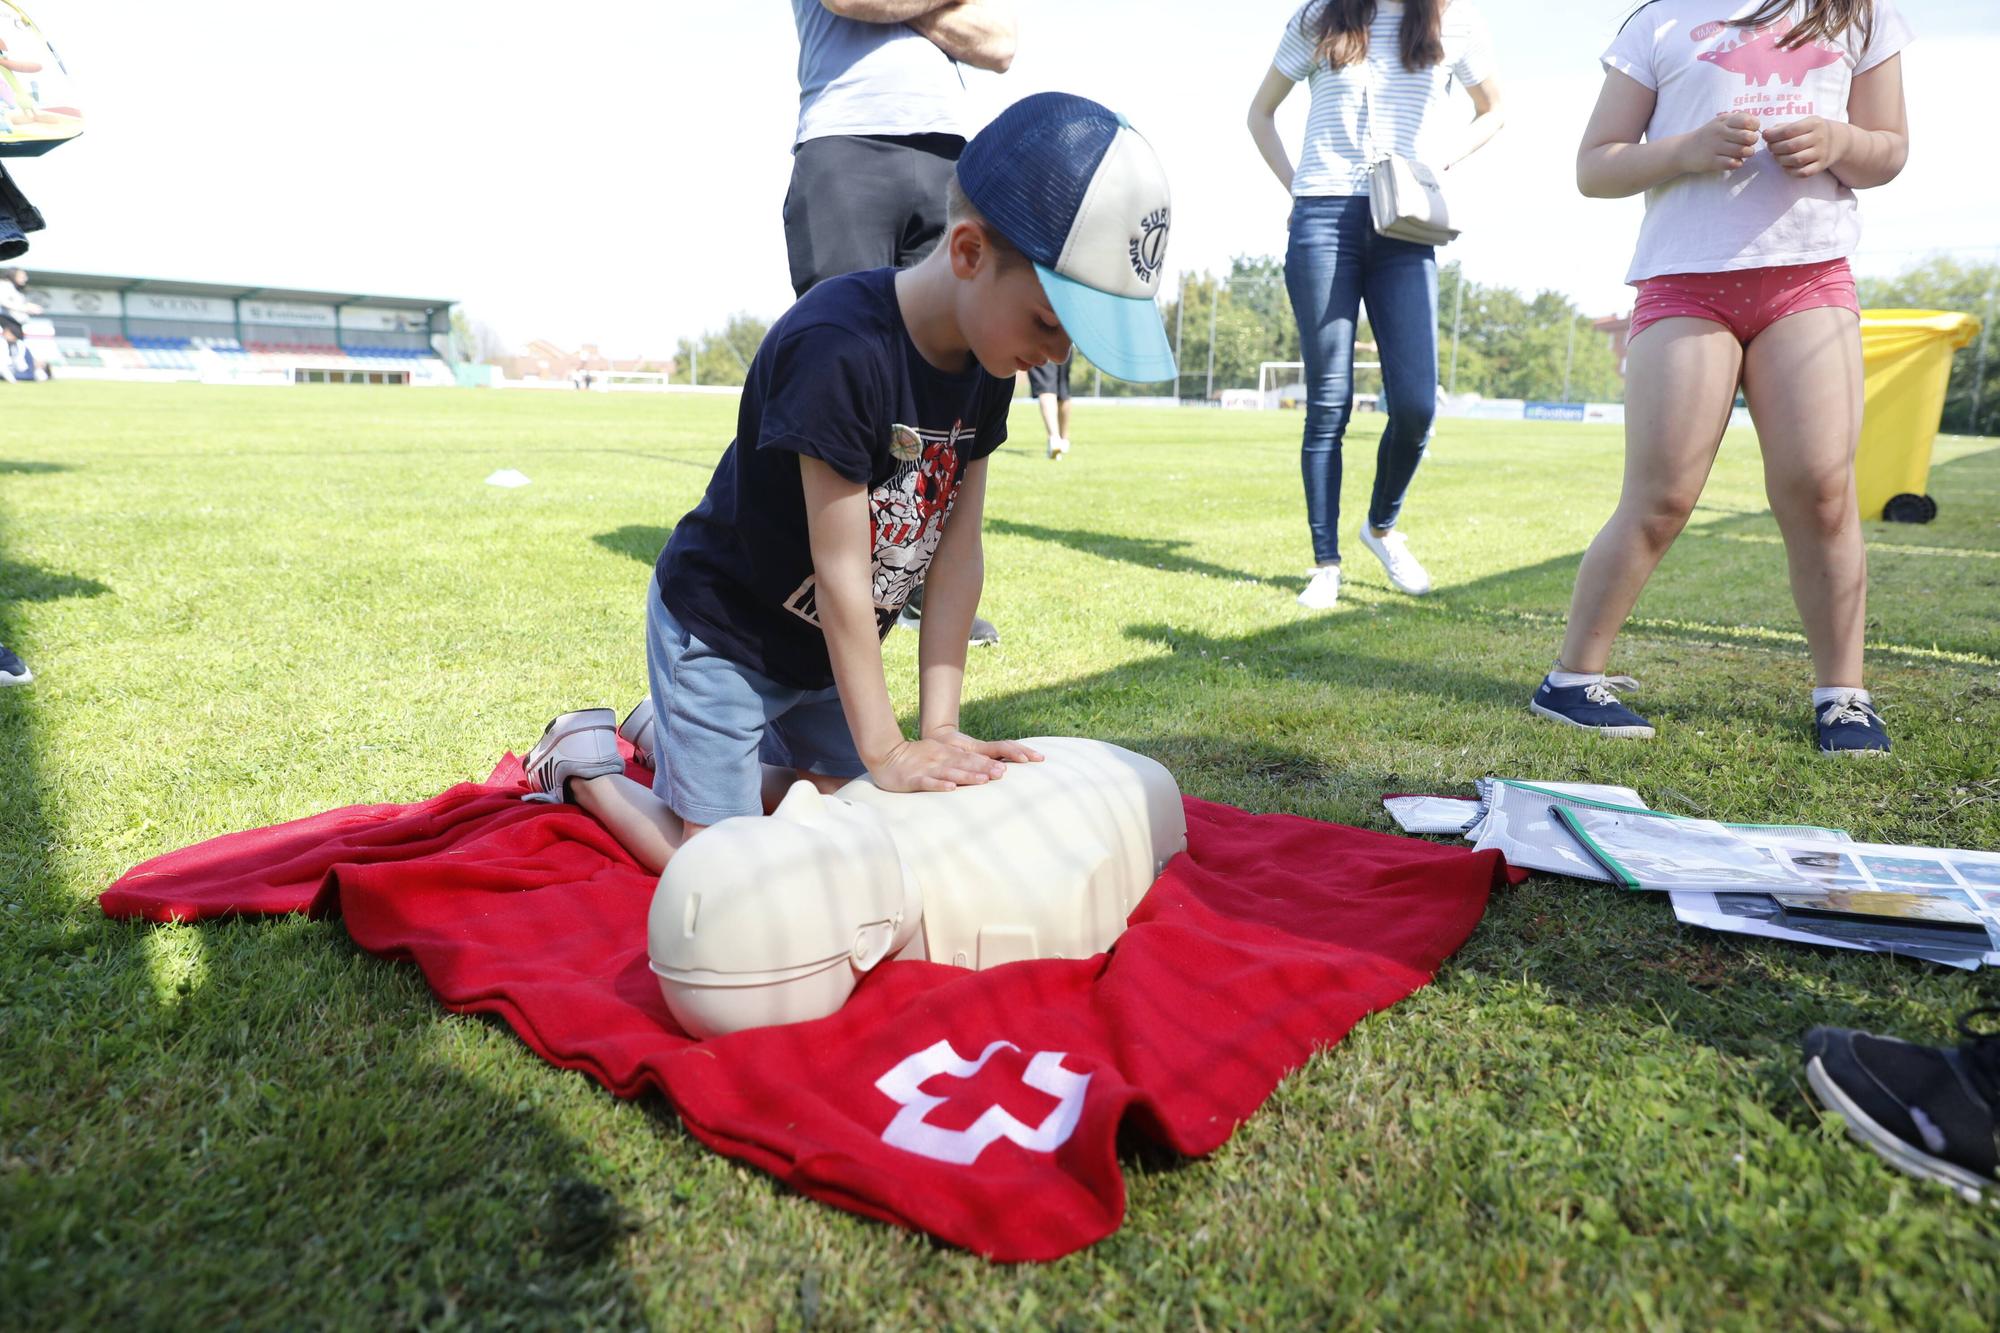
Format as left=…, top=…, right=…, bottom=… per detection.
left=1384, top=781, right=2000, bottom=969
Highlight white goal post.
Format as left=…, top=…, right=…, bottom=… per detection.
left=1256, top=358, right=1382, bottom=410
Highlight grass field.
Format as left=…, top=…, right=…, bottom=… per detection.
left=4, top=381, right=1999, bottom=1329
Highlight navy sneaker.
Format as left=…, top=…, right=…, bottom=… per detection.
left=1804, top=1013, right=2000, bottom=1205
left=1529, top=673, right=1654, bottom=738
left=0, top=642, right=30, bottom=686
left=1816, top=692, right=1890, bottom=755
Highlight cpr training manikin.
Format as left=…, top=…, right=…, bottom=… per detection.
left=647, top=738, right=1187, bottom=1038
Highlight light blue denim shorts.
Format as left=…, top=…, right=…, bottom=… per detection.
left=644, top=575, right=865, bottom=825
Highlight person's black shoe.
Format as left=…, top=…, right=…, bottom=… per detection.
left=1803, top=1010, right=2000, bottom=1204
left=0, top=642, right=30, bottom=686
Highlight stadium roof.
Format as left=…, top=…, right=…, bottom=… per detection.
left=21, top=270, right=453, bottom=311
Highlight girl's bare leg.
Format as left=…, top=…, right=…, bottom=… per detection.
left=1739, top=306, right=1867, bottom=688
left=1556, top=318, right=1744, bottom=673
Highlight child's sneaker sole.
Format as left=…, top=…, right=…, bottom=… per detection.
left=1529, top=701, right=1656, bottom=739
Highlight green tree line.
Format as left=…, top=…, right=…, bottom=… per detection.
left=667, top=255, right=1997, bottom=434
left=1064, top=255, right=1625, bottom=405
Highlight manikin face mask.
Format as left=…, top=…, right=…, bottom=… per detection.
left=647, top=783, right=921, bottom=1040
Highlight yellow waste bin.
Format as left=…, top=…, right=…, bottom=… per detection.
left=1856, top=308, right=1982, bottom=522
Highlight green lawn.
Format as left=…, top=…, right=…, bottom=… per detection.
left=3, top=382, right=1998, bottom=1329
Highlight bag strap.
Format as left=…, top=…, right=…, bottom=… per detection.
left=1359, top=60, right=1382, bottom=166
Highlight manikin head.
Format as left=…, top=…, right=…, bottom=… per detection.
left=647, top=781, right=922, bottom=1040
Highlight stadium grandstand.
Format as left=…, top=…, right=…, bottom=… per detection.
left=19, top=271, right=457, bottom=386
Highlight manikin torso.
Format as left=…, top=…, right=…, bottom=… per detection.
left=647, top=738, right=1187, bottom=1038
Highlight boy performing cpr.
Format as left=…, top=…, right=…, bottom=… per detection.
left=524, top=93, right=1178, bottom=870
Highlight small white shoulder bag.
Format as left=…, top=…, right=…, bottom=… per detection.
left=1362, top=72, right=1458, bottom=247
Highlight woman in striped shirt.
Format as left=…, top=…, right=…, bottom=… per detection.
left=1248, top=1, right=1504, bottom=609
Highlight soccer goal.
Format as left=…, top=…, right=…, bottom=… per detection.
left=1257, top=361, right=1306, bottom=410
left=1256, top=357, right=1381, bottom=410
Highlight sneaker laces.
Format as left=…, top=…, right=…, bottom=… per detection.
left=1819, top=692, right=1877, bottom=728
left=1581, top=675, right=1640, bottom=707
left=1375, top=530, right=1421, bottom=571
left=1955, top=1007, right=2000, bottom=1109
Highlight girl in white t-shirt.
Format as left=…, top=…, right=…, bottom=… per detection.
left=1531, top=0, right=1911, bottom=755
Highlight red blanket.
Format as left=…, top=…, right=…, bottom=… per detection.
left=102, top=753, right=1504, bottom=1261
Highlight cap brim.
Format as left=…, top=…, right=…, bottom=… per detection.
left=1035, top=263, right=1177, bottom=384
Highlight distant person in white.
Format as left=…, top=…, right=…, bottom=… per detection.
left=0, top=267, right=41, bottom=381
left=1247, top=0, right=1503, bottom=610
left=785, top=0, right=1016, bottom=647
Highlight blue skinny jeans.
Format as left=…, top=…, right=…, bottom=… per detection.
left=1283, top=194, right=1440, bottom=566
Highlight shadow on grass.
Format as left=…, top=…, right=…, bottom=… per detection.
left=1385, top=445, right=2000, bottom=667
left=593, top=524, right=673, bottom=566
left=0, top=559, right=110, bottom=603
left=50, top=434, right=2000, bottom=1313
left=0, top=459, right=71, bottom=475
left=986, top=517, right=1294, bottom=590
left=3, top=529, right=649, bottom=1321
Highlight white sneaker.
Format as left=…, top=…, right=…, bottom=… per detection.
left=523, top=708, right=624, bottom=803
left=618, top=698, right=657, bottom=768
left=1047, top=436, right=1068, bottom=460
left=1358, top=525, right=1431, bottom=595
left=1296, top=563, right=1341, bottom=610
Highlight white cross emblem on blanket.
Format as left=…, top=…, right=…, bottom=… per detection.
left=874, top=1039, right=1091, bottom=1166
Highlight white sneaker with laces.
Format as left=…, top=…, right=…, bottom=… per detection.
left=1358, top=525, right=1432, bottom=595
left=1297, top=563, right=1341, bottom=610
left=1047, top=436, right=1068, bottom=460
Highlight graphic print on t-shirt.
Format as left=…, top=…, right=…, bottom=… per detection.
left=1691, top=17, right=1840, bottom=120
left=782, top=420, right=966, bottom=633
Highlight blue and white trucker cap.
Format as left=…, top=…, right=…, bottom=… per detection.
left=957, top=92, right=1175, bottom=383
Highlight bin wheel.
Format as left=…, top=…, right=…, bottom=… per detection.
left=1881, top=493, right=1937, bottom=524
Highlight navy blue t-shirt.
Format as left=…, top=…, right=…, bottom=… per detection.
left=657, top=269, right=1013, bottom=690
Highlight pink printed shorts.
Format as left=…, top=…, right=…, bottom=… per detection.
left=1629, top=258, right=1859, bottom=345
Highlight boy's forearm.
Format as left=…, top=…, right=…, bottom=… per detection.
left=800, top=455, right=906, bottom=768
left=1578, top=134, right=1690, bottom=198
left=821, top=592, right=906, bottom=768
left=915, top=554, right=982, bottom=735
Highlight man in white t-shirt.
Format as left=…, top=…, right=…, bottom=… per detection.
left=783, top=1, right=1016, bottom=297
left=785, top=0, right=1016, bottom=646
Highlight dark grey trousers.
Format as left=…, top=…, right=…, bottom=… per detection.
left=782, top=132, right=965, bottom=297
